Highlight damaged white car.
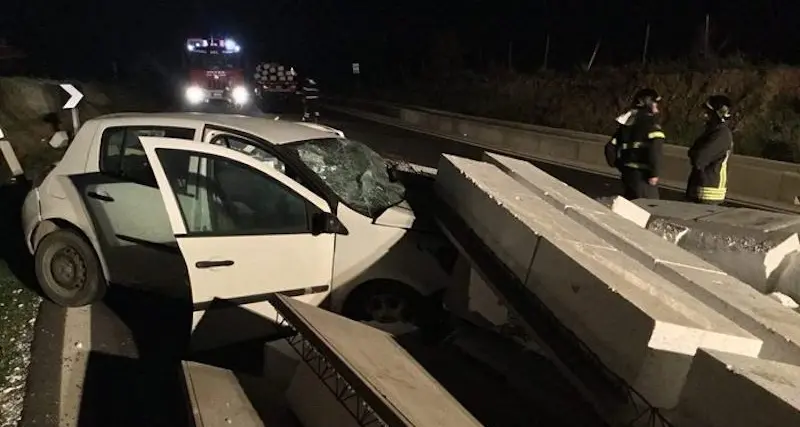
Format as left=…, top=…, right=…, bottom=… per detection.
left=21, top=113, right=456, bottom=348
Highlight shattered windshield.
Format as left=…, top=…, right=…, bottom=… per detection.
left=285, top=138, right=406, bottom=218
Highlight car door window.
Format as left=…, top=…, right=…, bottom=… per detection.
left=156, top=148, right=310, bottom=235
left=100, top=126, right=196, bottom=186
left=209, top=134, right=279, bottom=166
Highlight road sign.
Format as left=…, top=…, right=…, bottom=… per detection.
left=352, top=63, right=360, bottom=75
left=60, top=83, right=84, bottom=109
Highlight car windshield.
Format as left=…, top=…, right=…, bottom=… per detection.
left=284, top=138, right=406, bottom=218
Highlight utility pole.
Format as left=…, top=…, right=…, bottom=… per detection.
left=642, top=23, right=651, bottom=65
left=542, top=34, right=550, bottom=70
left=704, top=14, right=710, bottom=59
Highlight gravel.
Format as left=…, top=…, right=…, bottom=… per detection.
left=0, top=262, right=41, bottom=427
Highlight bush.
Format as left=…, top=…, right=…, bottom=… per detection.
left=370, top=65, right=800, bottom=163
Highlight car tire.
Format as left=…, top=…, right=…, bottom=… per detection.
left=34, top=229, right=107, bottom=307
left=343, top=280, right=431, bottom=325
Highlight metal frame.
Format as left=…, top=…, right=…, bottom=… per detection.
left=269, top=294, right=407, bottom=427
left=277, top=313, right=387, bottom=427
left=435, top=200, right=673, bottom=427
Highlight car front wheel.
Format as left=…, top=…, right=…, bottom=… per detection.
left=34, top=229, right=107, bottom=307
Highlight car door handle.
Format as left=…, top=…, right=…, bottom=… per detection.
left=195, top=260, right=234, bottom=269
left=87, top=191, right=114, bottom=202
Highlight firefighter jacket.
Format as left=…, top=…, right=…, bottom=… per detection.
left=604, top=111, right=665, bottom=177
left=300, top=80, right=319, bottom=99
left=687, top=122, right=733, bottom=202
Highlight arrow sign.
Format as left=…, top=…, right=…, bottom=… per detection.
left=60, top=84, right=84, bottom=109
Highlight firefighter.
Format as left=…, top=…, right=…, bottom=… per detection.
left=685, top=95, right=733, bottom=205
left=300, top=77, right=320, bottom=122
left=604, top=88, right=665, bottom=200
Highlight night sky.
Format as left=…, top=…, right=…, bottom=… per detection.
left=2, top=0, right=799, bottom=81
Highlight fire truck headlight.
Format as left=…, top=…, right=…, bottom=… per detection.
left=185, top=86, right=205, bottom=104
left=232, top=86, right=249, bottom=105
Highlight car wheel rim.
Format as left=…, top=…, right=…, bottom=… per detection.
left=49, top=246, right=87, bottom=296
left=365, top=293, right=408, bottom=324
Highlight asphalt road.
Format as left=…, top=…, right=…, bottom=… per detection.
left=321, top=109, right=687, bottom=202
left=17, top=107, right=660, bottom=426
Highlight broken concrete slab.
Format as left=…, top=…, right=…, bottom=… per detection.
left=436, top=154, right=612, bottom=281
left=657, top=264, right=800, bottom=364
left=609, top=196, right=650, bottom=228
left=698, top=208, right=800, bottom=232
left=483, top=151, right=610, bottom=215
left=484, top=153, right=727, bottom=275
left=674, top=349, right=800, bottom=427
left=475, top=155, right=800, bottom=362
left=528, top=238, right=761, bottom=408
left=436, top=154, right=762, bottom=408
left=631, top=199, right=728, bottom=222
left=183, top=361, right=267, bottom=427
left=620, top=198, right=800, bottom=307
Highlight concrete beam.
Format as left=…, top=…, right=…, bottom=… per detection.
left=435, top=154, right=761, bottom=408
left=674, top=349, right=800, bottom=427
left=485, top=152, right=800, bottom=365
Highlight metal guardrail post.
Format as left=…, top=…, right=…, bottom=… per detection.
left=0, top=125, right=24, bottom=183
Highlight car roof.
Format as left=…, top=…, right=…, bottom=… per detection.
left=90, top=112, right=338, bottom=145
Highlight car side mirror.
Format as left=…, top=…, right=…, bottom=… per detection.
left=48, top=131, right=70, bottom=149
left=311, top=211, right=348, bottom=236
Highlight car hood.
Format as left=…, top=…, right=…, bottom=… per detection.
left=373, top=200, right=416, bottom=229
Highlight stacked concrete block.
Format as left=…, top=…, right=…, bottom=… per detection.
left=673, top=349, right=800, bottom=427
left=435, top=154, right=762, bottom=408
left=484, top=152, right=800, bottom=365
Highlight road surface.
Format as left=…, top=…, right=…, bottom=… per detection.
left=17, top=107, right=675, bottom=426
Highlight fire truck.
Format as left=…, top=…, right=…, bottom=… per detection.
left=182, top=37, right=250, bottom=110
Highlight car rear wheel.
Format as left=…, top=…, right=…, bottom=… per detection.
left=34, top=229, right=107, bottom=307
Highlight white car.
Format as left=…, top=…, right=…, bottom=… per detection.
left=21, top=112, right=456, bottom=349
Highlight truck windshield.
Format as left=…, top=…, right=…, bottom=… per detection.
left=284, top=138, right=406, bottom=218
left=188, top=52, right=241, bottom=70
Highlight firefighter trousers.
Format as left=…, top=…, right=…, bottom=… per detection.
left=619, top=167, right=659, bottom=200
left=302, top=97, right=320, bottom=120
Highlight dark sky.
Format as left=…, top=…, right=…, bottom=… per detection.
left=2, top=0, right=799, bottom=81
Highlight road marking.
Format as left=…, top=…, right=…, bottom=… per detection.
left=58, top=306, right=91, bottom=427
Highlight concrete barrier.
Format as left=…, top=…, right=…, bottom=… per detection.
left=435, top=154, right=762, bottom=408
left=483, top=152, right=800, bottom=365
left=329, top=98, right=800, bottom=212
left=673, top=349, right=800, bottom=427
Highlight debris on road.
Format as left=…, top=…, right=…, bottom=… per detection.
left=0, top=264, right=40, bottom=427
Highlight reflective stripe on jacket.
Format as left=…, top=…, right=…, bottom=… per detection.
left=687, top=123, right=733, bottom=202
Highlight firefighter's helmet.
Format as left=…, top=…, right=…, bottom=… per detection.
left=632, top=88, right=661, bottom=109
left=704, top=95, right=732, bottom=121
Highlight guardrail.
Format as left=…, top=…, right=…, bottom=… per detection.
left=326, top=98, right=800, bottom=213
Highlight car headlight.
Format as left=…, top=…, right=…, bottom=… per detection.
left=185, top=86, right=205, bottom=104
left=232, top=86, right=249, bottom=104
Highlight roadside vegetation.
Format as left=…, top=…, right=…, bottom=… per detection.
left=367, top=59, right=800, bottom=163
left=0, top=76, right=157, bottom=426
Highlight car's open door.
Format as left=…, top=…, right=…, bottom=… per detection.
left=137, top=136, right=337, bottom=352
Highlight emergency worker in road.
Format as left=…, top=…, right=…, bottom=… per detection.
left=686, top=95, right=734, bottom=204
left=300, top=77, right=320, bottom=122
left=604, top=88, right=665, bottom=200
